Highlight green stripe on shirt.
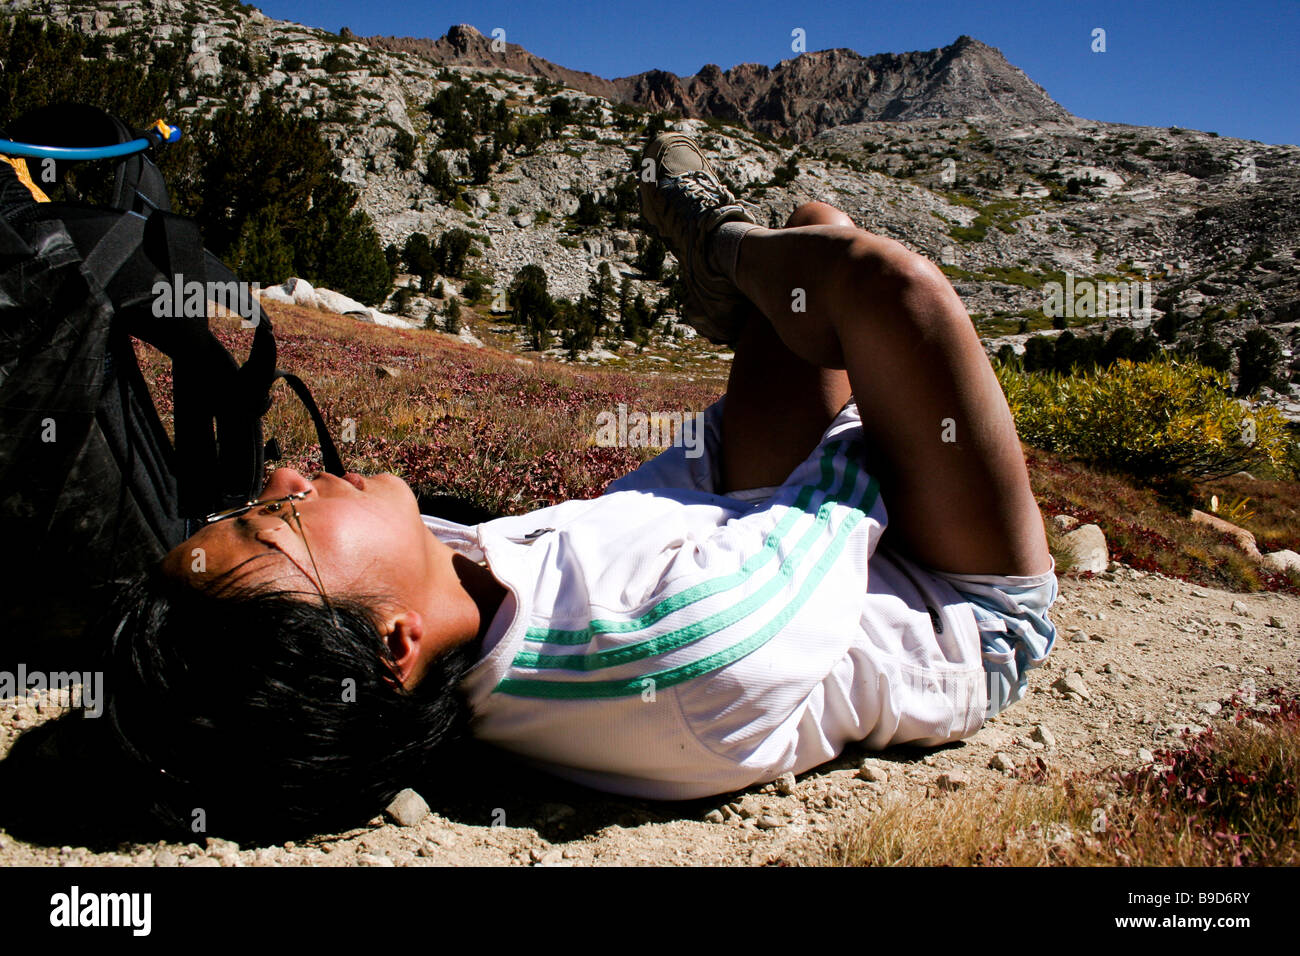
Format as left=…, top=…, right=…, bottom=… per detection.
left=520, top=440, right=847, bottom=647
left=493, top=465, right=880, bottom=699
left=509, top=455, right=864, bottom=672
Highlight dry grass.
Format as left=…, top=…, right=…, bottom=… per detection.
left=819, top=692, right=1300, bottom=866
left=1028, top=447, right=1300, bottom=594
left=134, top=302, right=727, bottom=516
left=1198, top=475, right=1300, bottom=555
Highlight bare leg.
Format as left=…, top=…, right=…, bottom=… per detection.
left=720, top=203, right=853, bottom=494
left=728, top=210, right=1050, bottom=578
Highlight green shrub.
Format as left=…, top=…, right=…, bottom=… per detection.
left=461, top=276, right=485, bottom=303
left=996, top=359, right=1292, bottom=481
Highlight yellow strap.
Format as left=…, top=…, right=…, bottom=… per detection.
left=0, top=155, right=51, bottom=203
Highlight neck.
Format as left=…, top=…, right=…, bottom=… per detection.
left=450, top=552, right=507, bottom=645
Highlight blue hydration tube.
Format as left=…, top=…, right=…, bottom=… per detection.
left=0, top=119, right=181, bottom=161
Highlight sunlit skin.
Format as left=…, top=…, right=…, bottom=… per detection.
left=162, top=467, right=506, bottom=690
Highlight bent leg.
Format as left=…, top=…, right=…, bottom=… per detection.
left=719, top=203, right=852, bottom=494
left=729, top=211, right=1050, bottom=577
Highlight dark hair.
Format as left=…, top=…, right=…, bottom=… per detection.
left=93, top=563, right=479, bottom=843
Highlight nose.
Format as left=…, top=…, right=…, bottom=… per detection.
left=259, top=467, right=313, bottom=498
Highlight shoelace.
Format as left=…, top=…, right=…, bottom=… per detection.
left=669, top=168, right=736, bottom=206
left=669, top=169, right=763, bottom=220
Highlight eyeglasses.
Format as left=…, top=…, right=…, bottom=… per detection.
left=202, top=491, right=334, bottom=614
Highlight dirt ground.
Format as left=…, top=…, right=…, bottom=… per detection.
left=1, top=564, right=1296, bottom=867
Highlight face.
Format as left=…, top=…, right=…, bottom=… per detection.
left=164, top=468, right=446, bottom=607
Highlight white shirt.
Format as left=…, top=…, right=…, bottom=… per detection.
left=421, top=400, right=986, bottom=799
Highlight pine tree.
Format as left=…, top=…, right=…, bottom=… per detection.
left=436, top=228, right=474, bottom=278
left=423, top=153, right=456, bottom=202
left=588, top=262, right=615, bottom=337
left=635, top=234, right=667, bottom=279
left=468, top=144, right=494, bottom=185
left=616, top=276, right=632, bottom=341
left=1235, top=328, right=1282, bottom=396
left=229, top=210, right=294, bottom=284
left=181, top=93, right=391, bottom=303
left=508, top=264, right=555, bottom=350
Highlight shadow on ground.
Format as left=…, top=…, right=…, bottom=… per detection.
left=0, top=709, right=951, bottom=852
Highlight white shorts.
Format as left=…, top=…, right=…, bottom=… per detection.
left=605, top=394, right=1058, bottom=720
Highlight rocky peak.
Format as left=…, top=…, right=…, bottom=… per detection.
left=444, top=23, right=487, bottom=55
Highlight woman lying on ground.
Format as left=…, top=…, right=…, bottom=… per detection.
left=96, top=132, right=1058, bottom=842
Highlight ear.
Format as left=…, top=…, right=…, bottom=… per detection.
left=381, top=610, right=429, bottom=690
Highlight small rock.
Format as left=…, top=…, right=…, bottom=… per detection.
left=1052, top=673, right=1091, bottom=701
left=1031, top=724, right=1057, bottom=748
left=775, top=772, right=797, bottom=796
left=936, top=771, right=970, bottom=791
left=989, top=752, right=1015, bottom=772
left=1190, top=589, right=1209, bottom=598
left=1268, top=616, right=1285, bottom=629
left=1052, top=514, right=1079, bottom=533
left=857, top=761, right=889, bottom=783
left=375, top=364, right=403, bottom=379
left=1199, top=701, right=1222, bottom=715
left=153, top=850, right=178, bottom=868
left=1238, top=677, right=1257, bottom=706
left=704, top=809, right=725, bottom=824
left=755, top=815, right=783, bottom=830
left=1138, top=748, right=1155, bottom=763
left=1230, top=600, right=1251, bottom=617
left=1069, top=629, right=1090, bottom=643
left=384, top=788, right=430, bottom=827
left=356, top=853, right=395, bottom=867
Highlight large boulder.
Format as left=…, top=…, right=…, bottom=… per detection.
left=257, top=284, right=295, bottom=306
left=1190, top=509, right=1261, bottom=558
left=314, top=288, right=370, bottom=316
left=1062, top=523, right=1108, bottom=573
left=283, top=277, right=318, bottom=309
left=1260, top=550, right=1300, bottom=574
left=359, top=308, right=418, bottom=330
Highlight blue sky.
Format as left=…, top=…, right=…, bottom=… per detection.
left=255, top=0, right=1299, bottom=144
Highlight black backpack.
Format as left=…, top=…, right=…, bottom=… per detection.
left=0, top=104, right=345, bottom=672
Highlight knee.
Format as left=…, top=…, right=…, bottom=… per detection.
left=839, top=237, right=956, bottom=326
left=784, top=201, right=856, bottom=229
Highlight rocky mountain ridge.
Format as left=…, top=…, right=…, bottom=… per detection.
left=365, top=25, right=1070, bottom=141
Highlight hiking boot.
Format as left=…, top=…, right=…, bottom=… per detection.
left=638, top=131, right=759, bottom=346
